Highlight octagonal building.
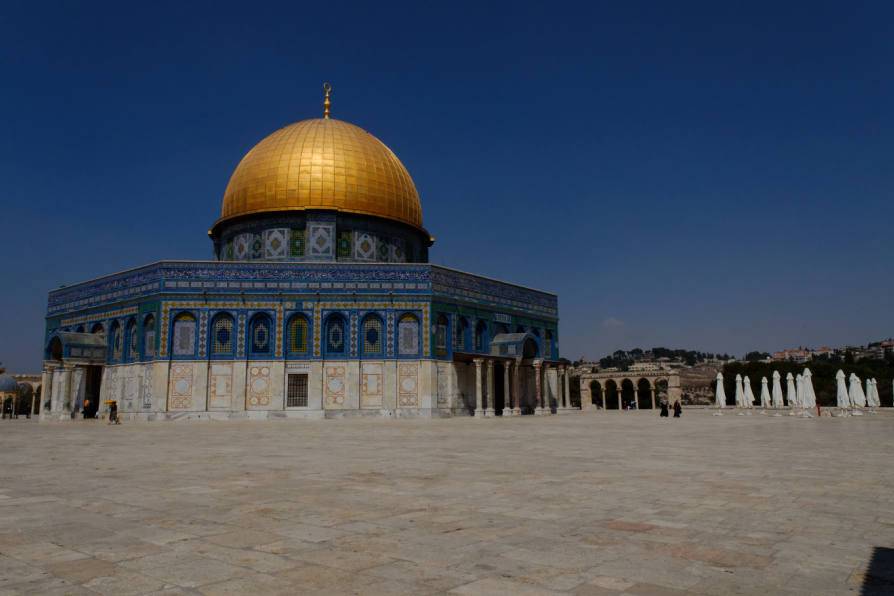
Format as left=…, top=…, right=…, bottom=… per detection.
left=41, top=89, right=567, bottom=421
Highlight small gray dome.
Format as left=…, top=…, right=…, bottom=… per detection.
left=0, top=374, right=18, bottom=393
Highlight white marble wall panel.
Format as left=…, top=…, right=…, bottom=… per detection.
left=360, top=361, right=384, bottom=408
left=209, top=363, right=233, bottom=410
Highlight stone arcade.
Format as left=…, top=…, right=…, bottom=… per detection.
left=41, top=87, right=569, bottom=421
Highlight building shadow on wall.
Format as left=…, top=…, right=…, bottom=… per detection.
left=861, top=547, right=894, bottom=595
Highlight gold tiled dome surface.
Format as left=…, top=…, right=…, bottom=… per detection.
left=219, top=118, right=423, bottom=230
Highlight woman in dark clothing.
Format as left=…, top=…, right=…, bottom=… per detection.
left=673, top=400, right=682, bottom=418
left=659, top=398, right=669, bottom=417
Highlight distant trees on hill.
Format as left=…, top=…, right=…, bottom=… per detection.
left=596, top=347, right=731, bottom=370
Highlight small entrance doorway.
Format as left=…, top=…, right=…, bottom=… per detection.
left=83, top=366, right=103, bottom=418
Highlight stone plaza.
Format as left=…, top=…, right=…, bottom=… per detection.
left=1, top=411, right=892, bottom=595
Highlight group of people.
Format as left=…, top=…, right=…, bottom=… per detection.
left=659, top=397, right=682, bottom=418
left=81, top=399, right=120, bottom=424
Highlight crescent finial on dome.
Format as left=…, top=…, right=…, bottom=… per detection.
left=323, top=82, right=332, bottom=119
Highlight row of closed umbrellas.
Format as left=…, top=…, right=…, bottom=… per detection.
left=714, top=369, right=882, bottom=409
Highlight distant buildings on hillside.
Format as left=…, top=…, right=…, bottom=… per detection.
left=772, top=339, right=892, bottom=363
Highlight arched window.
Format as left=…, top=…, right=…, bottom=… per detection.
left=286, top=314, right=310, bottom=358
left=91, top=322, right=105, bottom=335
left=125, top=318, right=138, bottom=362
left=544, top=329, right=553, bottom=359
left=143, top=315, right=156, bottom=358
left=249, top=313, right=273, bottom=356
left=361, top=314, right=384, bottom=357
left=474, top=320, right=488, bottom=353
left=75, top=325, right=85, bottom=333
left=459, top=317, right=471, bottom=351
left=398, top=313, right=420, bottom=356
left=515, top=325, right=525, bottom=334
left=324, top=314, right=347, bottom=356
left=211, top=313, right=235, bottom=356
left=110, top=320, right=123, bottom=362
left=435, top=314, right=449, bottom=357
left=172, top=313, right=197, bottom=357
left=48, top=337, right=63, bottom=361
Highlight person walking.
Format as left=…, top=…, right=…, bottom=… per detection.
left=108, top=400, right=120, bottom=425
left=673, top=400, right=682, bottom=418
left=659, top=397, right=669, bottom=417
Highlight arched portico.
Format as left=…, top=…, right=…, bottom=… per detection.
left=576, top=368, right=681, bottom=412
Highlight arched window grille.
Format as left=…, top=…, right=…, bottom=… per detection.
left=110, top=320, right=123, bottom=362
left=171, top=313, right=197, bottom=357
left=249, top=313, right=273, bottom=356
left=125, top=318, right=138, bottom=362
left=286, top=314, right=309, bottom=357
left=325, top=314, right=347, bottom=355
left=91, top=322, right=105, bottom=335
left=143, top=315, right=156, bottom=358
left=435, top=314, right=449, bottom=357
left=211, top=313, right=235, bottom=356
left=474, top=320, right=488, bottom=353
left=361, top=314, right=384, bottom=356
left=398, top=313, right=420, bottom=356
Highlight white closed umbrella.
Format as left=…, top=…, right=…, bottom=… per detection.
left=795, top=374, right=804, bottom=409
left=849, top=373, right=866, bottom=407
left=743, top=376, right=756, bottom=408
left=771, top=371, right=784, bottom=408
left=786, top=372, right=797, bottom=407
left=835, top=370, right=849, bottom=409
left=760, top=377, right=770, bottom=408
left=734, top=374, right=744, bottom=407
left=802, top=368, right=816, bottom=409
left=715, top=372, right=726, bottom=408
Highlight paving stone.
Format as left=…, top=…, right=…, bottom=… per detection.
left=0, top=411, right=891, bottom=595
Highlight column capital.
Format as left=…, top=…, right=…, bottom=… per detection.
left=533, top=359, right=543, bottom=370
left=473, top=358, right=484, bottom=367
left=485, top=359, right=494, bottom=370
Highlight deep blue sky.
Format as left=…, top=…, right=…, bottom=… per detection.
left=1, top=1, right=892, bottom=371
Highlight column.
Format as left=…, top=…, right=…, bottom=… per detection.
left=39, top=365, right=54, bottom=419
left=502, top=362, right=513, bottom=416
left=534, top=360, right=544, bottom=415
left=543, top=364, right=553, bottom=414
left=485, top=360, right=496, bottom=417
left=473, top=359, right=484, bottom=417
left=563, top=366, right=572, bottom=409
left=650, top=388, right=656, bottom=410
left=59, top=365, right=74, bottom=419
left=512, top=361, right=522, bottom=415
left=617, top=382, right=623, bottom=410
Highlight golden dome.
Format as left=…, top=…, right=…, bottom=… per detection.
left=216, top=118, right=424, bottom=232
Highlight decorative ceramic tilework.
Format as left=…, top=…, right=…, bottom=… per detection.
left=324, top=365, right=346, bottom=408
left=287, top=314, right=309, bottom=355
left=308, top=224, right=334, bottom=257
left=211, top=314, right=234, bottom=355
left=111, top=322, right=123, bottom=361
left=262, top=228, right=288, bottom=259
left=360, top=362, right=383, bottom=408
left=289, top=228, right=305, bottom=257
left=250, top=315, right=271, bottom=354
left=349, top=312, right=358, bottom=357
left=398, top=314, right=420, bottom=356
left=274, top=304, right=284, bottom=357
left=398, top=362, right=419, bottom=407
left=60, top=306, right=138, bottom=327
left=326, top=315, right=346, bottom=354
left=172, top=314, right=196, bottom=357
left=144, top=316, right=156, bottom=358
left=386, top=312, right=395, bottom=357
left=337, top=230, right=353, bottom=259
left=198, top=311, right=208, bottom=358
left=353, top=232, right=375, bottom=260
left=377, top=239, right=389, bottom=262
left=362, top=316, right=383, bottom=355
left=169, top=364, right=193, bottom=410
left=223, top=242, right=234, bottom=260
left=233, top=234, right=252, bottom=260
left=389, top=239, right=405, bottom=263
left=236, top=313, right=246, bottom=358
left=127, top=323, right=138, bottom=361
left=247, top=366, right=271, bottom=407
left=250, top=236, right=263, bottom=259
